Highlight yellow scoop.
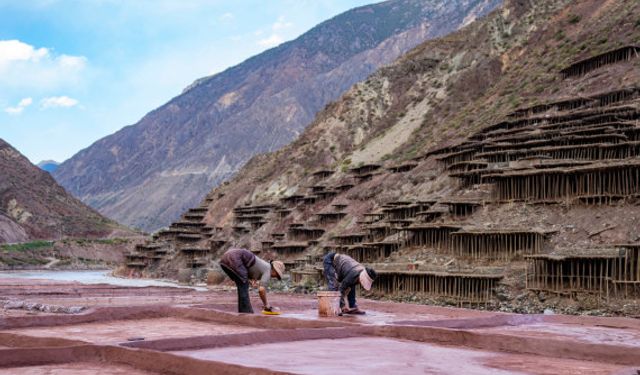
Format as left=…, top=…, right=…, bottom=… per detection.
left=261, top=310, right=281, bottom=315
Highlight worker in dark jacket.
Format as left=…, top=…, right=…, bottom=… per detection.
left=219, top=248, right=285, bottom=313
left=323, top=252, right=376, bottom=315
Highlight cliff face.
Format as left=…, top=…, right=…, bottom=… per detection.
left=0, top=139, right=128, bottom=243
left=53, top=0, right=501, bottom=232
left=125, top=0, right=640, bottom=315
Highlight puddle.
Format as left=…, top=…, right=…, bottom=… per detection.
left=6, top=317, right=262, bottom=344
left=474, top=322, right=640, bottom=347
left=172, top=336, right=624, bottom=375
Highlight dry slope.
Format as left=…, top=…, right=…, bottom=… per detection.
left=0, top=138, right=131, bottom=243
left=125, top=0, right=640, bottom=315
left=53, top=0, right=501, bottom=232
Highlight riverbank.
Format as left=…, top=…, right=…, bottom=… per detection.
left=0, top=270, right=206, bottom=290
left=0, top=237, right=143, bottom=270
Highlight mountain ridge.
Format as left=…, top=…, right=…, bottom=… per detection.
left=121, top=0, right=640, bottom=315
left=53, top=0, right=501, bottom=232
left=0, top=138, right=132, bottom=243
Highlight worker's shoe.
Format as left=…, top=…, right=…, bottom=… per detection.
left=344, top=307, right=366, bottom=315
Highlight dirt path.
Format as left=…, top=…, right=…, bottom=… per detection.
left=43, top=257, right=60, bottom=269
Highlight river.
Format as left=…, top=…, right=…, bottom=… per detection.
left=0, top=270, right=205, bottom=290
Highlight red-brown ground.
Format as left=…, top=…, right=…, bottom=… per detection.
left=0, top=363, right=155, bottom=375
left=1, top=277, right=639, bottom=374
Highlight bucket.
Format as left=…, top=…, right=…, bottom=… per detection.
left=317, top=291, right=341, bottom=317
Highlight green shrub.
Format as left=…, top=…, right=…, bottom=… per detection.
left=1, top=241, right=53, bottom=252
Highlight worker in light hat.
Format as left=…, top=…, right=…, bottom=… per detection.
left=323, top=252, right=377, bottom=315
left=219, top=248, right=285, bottom=313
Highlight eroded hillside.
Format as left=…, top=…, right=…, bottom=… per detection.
left=54, top=0, right=500, bottom=232
left=0, top=139, right=133, bottom=243
left=122, top=0, right=640, bottom=315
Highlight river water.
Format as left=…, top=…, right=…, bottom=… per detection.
left=0, top=270, right=205, bottom=290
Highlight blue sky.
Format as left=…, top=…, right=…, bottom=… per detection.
left=0, top=0, right=373, bottom=164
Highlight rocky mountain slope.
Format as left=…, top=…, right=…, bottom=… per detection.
left=53, top=0, right=501, bottom=232
left=0, top=139, right=130, bottom=243
left=124, top=0, right=640, bottom=315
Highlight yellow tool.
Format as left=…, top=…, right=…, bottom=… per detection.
left=261, top=310, right=281, bottom=315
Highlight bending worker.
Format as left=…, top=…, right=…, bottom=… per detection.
left=323, top=252, right=377, bottom=315
left=219, top=248, right=285, bottom=313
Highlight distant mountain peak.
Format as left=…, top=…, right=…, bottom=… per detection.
left=53, top=0, right=501, bottom=232
left=37, top=160, right=60, bottom=173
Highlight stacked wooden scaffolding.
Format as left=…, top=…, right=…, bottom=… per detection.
left=488, top=160, right=640, bottom=202
left=610, top=244, right=640, bottom=298
left=288, top=227, right=325, bottom=241
left=269, top=242, right=309, bottom=256
left=316, top=211, right=347, bottom=225
left=372, top=270, right=503, bottom=305
left=526, top=245, right=640, bottom=299
left=525, top=251, right=617, bottom=295
left=403, top=224, right=462, bottom=249
left=450, top=229, right=546, bottom=261
left=341, top=241, right=400, bottom=263
left=290, top=268, right=323, bottom=286
left=560, top=46, right=640, bottom=79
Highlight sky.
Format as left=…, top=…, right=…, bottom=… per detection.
left=0, top=0, right=374, bottom=164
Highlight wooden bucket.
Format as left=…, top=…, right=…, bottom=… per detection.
left=317, top=291, right=341, bottom=317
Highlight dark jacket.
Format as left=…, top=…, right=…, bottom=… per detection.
left=333, top=254, right=364, bottom=296
left=219, top=248, right=256, bottom=284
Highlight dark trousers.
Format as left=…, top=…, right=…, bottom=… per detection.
left=220, top=263, right=254, bottom=313
left=323, top=252, right=357, bottom=309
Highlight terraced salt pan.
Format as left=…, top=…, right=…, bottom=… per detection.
left=17, top=294, right=211, bottom=308
left=473, top=322, right=640, bottom=347
left=3, top=318, right=262, bottom=344
left=281, top=309, right=447, bottom=325
left=0, top=363, right=156, bottom=375
left=172, top=337, right=624, bottom=375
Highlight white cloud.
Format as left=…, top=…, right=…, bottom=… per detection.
left=0, top=40, right=48, bottom=66
left=256, top=16, right=293, bottom=48
left=4, top=97, right=33, bottom=115
left=0, top=40, right=87, bottom=91
left=40, top=96, right=79, bottom=109
left=219, top=12, right=234, bottom=22
left=57, top=54, right=87, bottom=69
left=18, top=98, right=33, bottom=107
left=258, top=34, right=284, bottom=48
left=272, top=16, right=293, bottom=31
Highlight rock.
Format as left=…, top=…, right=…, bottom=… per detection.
left=66, top=306, right=86, bottom=314
left=177, top=268, right=193, bottom=283
left=537, top=292, right=546, bottom=302
left=3, top=299, right=86, bottom=314
left=543, top=308, right=554, bottom=315
left=4, top=300, right=24, bottom=309
left=495, top=291, right=510, bottom=302
left=206, top=270, right=227, bottom=285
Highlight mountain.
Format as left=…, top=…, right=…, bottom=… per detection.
left=124, top=0, right=640, bottom=316
left=0, top=139, right=131, bottom=243
left=53, top=0, right=501, bottom=232
left=37, top=160, right=59, bottom=173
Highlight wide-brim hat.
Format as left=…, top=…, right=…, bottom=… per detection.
left=359, top=269, right=374, bottom=291
left=272, top=261, right=285, bottom=280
